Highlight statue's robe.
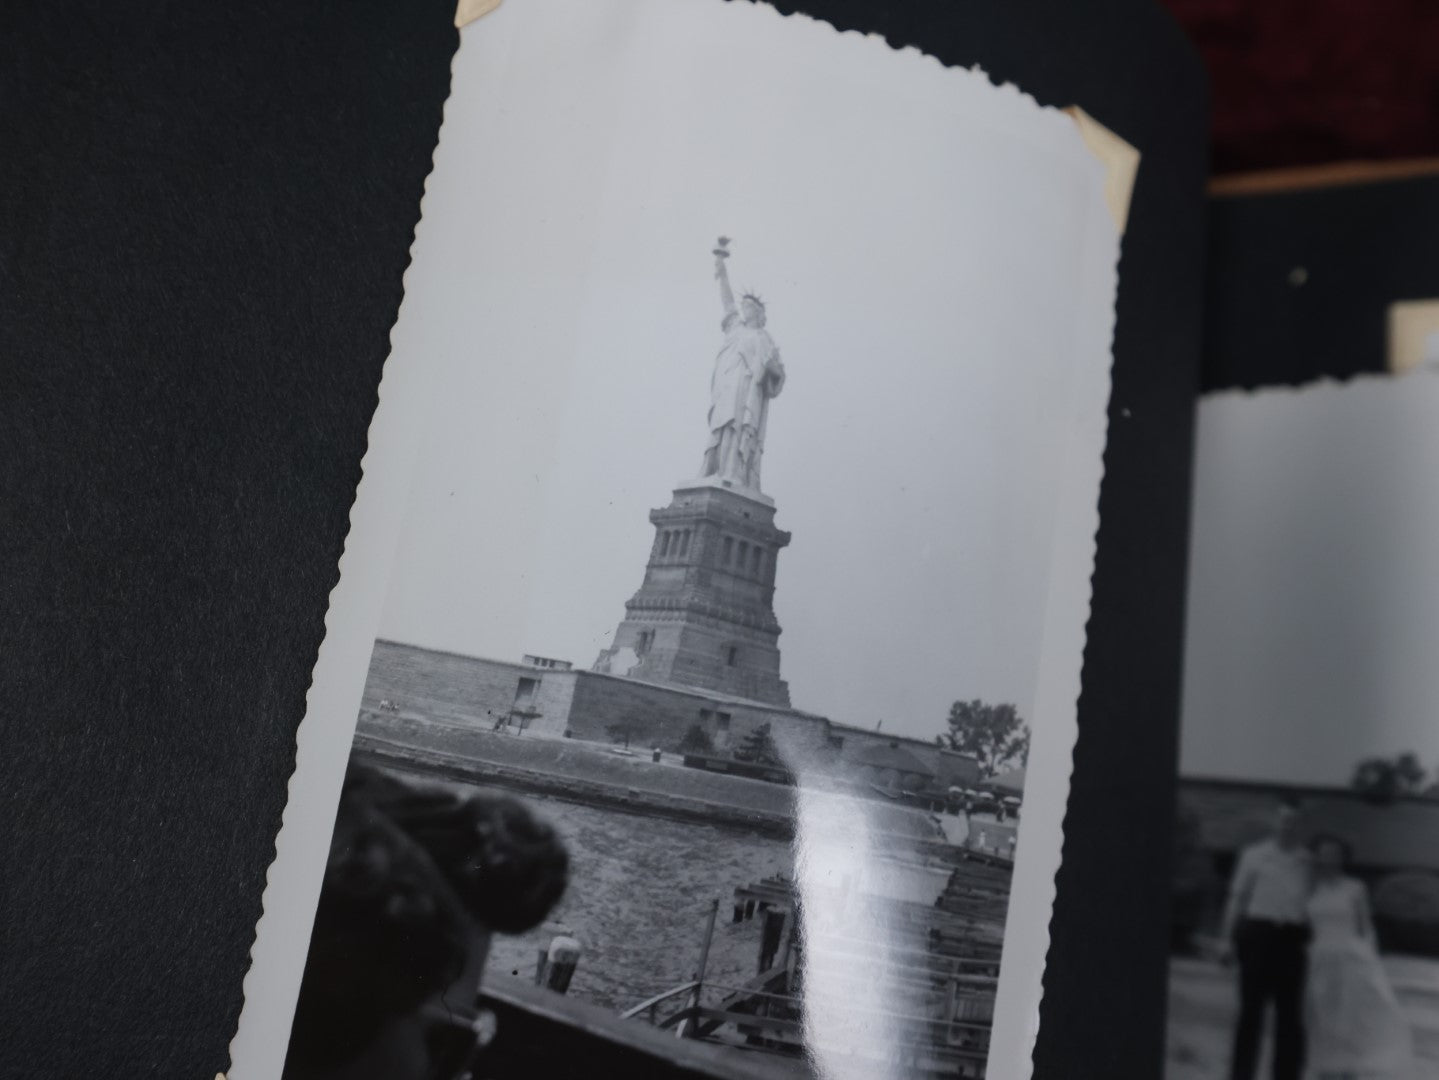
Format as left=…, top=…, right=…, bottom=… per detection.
left=703, top=321, right=784, bottom=489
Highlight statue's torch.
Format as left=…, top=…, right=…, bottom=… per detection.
left=713, top=236, right=731, bottom=277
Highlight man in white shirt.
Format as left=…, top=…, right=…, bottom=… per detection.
left=1219, top=797, right=1312, bottom=1080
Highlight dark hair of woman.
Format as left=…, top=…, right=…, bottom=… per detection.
left=283, top=782, right=472, bottom=1076
left=282, top=763, right=570, bottom=1076
left=346, top=761, right=570, bottom=934
left=1309, top=831, right=1353, bottom=868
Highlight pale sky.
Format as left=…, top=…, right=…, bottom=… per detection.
left=375, top=0, right=1113, bottom=741
left=1181, top=372, right=1439, bottom=786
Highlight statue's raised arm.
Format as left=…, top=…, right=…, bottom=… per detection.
left=713, top=236, right=738, bottom=326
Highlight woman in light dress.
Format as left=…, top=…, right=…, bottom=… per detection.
left=1304, top=833, right=1417, bottom=1080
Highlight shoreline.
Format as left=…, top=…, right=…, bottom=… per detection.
left=354, top=732, right=799, bottom=840
left=352, top=717, right=1011, bottom=865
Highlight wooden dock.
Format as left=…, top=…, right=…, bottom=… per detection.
left=625, top=854, right=1013, bottom=1078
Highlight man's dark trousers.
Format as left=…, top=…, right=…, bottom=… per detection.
left=1230, top=919, right=1308, bottom=1080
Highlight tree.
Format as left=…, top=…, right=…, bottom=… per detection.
left=1351, top=752, right=1428, bottom=804
left=678, top=722, right=715, bottom=755
left=935, top=699, right=1029, bottom=779
left=606, top=719, right=641, bottom=748
left=734, top=722, right=780, bottom=766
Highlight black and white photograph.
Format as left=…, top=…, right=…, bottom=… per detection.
left=1166, top=374, right=1439, bottom=1080
left=229, top=2, right=1123, bottom=1078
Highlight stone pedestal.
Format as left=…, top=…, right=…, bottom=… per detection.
left=594, top=477, right=791, bottom=706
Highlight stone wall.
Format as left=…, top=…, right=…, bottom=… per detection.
left=566, top=669, right=830, bottom=755
left=831, top=725, right=983, bottom=790
left=362, top=639, right=577, bottom=736
left=361, top=641, right=979, bottom=788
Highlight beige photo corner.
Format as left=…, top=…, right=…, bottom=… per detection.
left=1063, top=106, right=1141, bottom=233
left=1389, top=298, right=1439, bottom=374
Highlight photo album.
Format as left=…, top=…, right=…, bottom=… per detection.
left=222, top=2, right=1439, bottom=1078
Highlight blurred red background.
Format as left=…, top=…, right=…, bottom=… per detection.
left=1161, top=0, right=1439, bottom=174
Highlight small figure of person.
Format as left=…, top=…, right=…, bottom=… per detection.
left=1303, top=833, right=1416, bottom=1080
left=1219, top=797, right=1311, bottom=1080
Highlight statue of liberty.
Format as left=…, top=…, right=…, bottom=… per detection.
left=700, top=237, right=785, bottom=492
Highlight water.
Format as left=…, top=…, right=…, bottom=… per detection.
left=480, top=794, right=795, bottom=1012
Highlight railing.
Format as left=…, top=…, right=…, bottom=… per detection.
left=619, top=981, right=700, bottom=1025
left=807, top=944, right=999, bottom=983
left=609, top=879, right=1002, bottom=1077
left=474, top=976, right=805, bottom=1080
left=625, top=975, right=995, bottom=1055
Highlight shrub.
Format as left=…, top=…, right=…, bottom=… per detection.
left=677, top=723, right=714, bottom=755
left=606, top=720, right=640, bottom=748
left=735, top=722, right=779, bottom=765
left=1373, top=871, right=1439, bottom=957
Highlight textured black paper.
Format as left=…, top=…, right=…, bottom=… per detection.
left=0, top=2, right=1206, bottom=1077
left=1203, top=176, right=1439, bottom=391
